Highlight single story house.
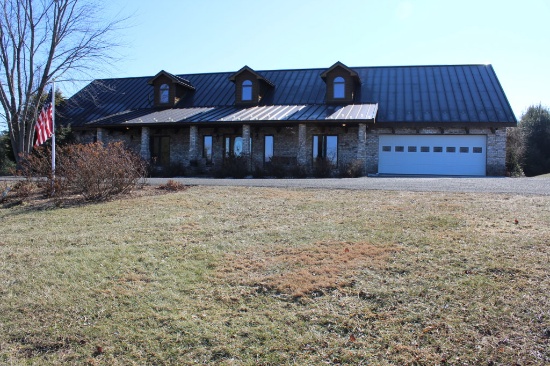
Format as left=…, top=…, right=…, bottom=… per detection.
left=62, top=62, right=517, bottom=176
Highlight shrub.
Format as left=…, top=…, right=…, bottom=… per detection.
left=339, top=159, right=364, bottom=178
left=157, top=179, right=189, bottom=191
left=312, top=158, right=334, bottom=178
left=0, top=131, right=15, bottom=175
left=213, top=154, right=249, bottom=178
left=18, top=142, right=147, bottom=201
left=266, top=156, right=293, bottom=178
left=506, top=127, right=524, bottom=176
left=149, top=163, right=186, bottom=178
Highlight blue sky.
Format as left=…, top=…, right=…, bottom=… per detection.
left=63, top=0, right=550, bottom=119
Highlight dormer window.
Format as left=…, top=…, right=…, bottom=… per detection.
left=147, top=70, right=195, bottom=108
left=242, top=80, right=253, bottom=101
left=333, top=77, right=345, bottom=99
left=320, top=62, right=361, bottom=104
left=229, top=66, right=275, bottom=106
left=159, top=84, right=170, bottom=104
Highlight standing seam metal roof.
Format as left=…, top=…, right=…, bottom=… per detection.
left=63, top=64, right=516, bottom=127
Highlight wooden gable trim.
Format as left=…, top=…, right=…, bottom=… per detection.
left=148, top=70, right=195, bottom=108
left=321, top=62, right=361, bottom=105
left=229, top=66, right=275, bottom=106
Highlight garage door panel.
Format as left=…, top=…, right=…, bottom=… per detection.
left=379, top=135, right=486, bottom=176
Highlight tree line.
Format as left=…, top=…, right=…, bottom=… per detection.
left=507, top=104, right=550, bottom=177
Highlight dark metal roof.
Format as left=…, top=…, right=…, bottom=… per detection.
left=63, top=64, right=517, bottom=127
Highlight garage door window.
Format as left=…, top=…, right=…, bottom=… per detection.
left=421, top=146, right=430, bottom=152
left=446, top=147, right=456, bottom=153
left=460, top=147, right=469, bottom=153
left=382, top=146, right=391, bottom=152
left=408, top=146, right=417, bottom=152
left=434, top=147, right=443, bottom=152
left=473, top=147, right=483, bottom=153
left=395, top=146, right=404, bottom=152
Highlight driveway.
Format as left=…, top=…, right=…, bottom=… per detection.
left=146, top=176, right=550, bottom=196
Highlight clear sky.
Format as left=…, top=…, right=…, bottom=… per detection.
left=59, top=0, right=550, bottom=120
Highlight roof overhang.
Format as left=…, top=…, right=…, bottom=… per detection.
left=76, top=104, right=378, bottom=128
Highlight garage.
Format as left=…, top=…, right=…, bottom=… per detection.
left=378, top=135, right=487, bottom=176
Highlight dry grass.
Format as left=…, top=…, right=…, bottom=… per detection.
left=220, top=241, right=398, bottom=298
left=0, top=185, right=549, bottom=365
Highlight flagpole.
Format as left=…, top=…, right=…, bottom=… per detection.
left=51, top=80, right=56, bottom=194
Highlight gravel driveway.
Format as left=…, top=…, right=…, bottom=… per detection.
left=146, top=176, right=550, bottom=196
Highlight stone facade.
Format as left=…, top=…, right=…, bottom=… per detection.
left=77, top=123, right=507, bottom=176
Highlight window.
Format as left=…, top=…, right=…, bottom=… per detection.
left=224, top=135, right=252, bottom=157
left=460, top=147, right=469, bottom=153
left=313, top=135, right=338, bottom=164
left=264, top=135, right=274, bottom=163
left=395, top=146, right=404, bottom=152
left=159, top=84, right=169, bottom=104
left=446, top=146, right=456, bottom=153
left=473, top=147, right=483, bottom=153
left=333, top=77, right=345, bottom=99
left=242, top=80, right=253, bottom=101
left=408, top=146, right=417, bottom=152
left=434, top=146, right=443, bottom=152
left=150, top=136, right=170, bottom=166
left=421, top=146, right=430, bottom=152
left=382, top=146, right=391, bottom=152
left=203, top=135, right=213, bottom=164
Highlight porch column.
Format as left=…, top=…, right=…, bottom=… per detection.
left=357, top=124, right=367, bottom=173
left=140, top=126, right=150, bottom=161
left=242, top=124, right=251, bottom=169
left=297, top=123, right=307, bottom=166
left=189, top=125, right=198, bottom=162
left=242, top=124, right=251, bottom=155
left=96, top=128, right=104, bottom=144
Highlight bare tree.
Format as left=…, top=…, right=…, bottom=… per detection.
left=0, top=0, right=123, bottom=164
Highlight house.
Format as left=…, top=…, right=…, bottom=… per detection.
left=62, top=62, right=517, bottom=177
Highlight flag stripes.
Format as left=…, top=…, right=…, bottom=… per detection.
left=34, top=89, right=54, bottom=147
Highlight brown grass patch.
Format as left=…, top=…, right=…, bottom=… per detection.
left=219, top=241, right=399, bottom=297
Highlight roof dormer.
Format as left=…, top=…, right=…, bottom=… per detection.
left=229, top=66, right=274, bottom=106
left=147, top=70, right=195, bottom=108
left=320, top=62, right=361, bottom=104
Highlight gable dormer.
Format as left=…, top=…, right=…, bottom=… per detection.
left=320, top=62, right=361, bottom=104
left=229, top=66, right=274, bottom=106
left=147, top=70, right=195, bottom=108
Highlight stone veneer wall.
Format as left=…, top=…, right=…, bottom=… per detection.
left=77, top=124, right=507, bottom=176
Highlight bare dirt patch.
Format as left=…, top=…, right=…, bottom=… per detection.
left=219, top=241, right=399, bottom=298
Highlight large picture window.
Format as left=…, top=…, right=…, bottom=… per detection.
left=313, top=135, right=338, bottom=164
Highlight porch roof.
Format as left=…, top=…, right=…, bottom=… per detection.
left=81, top=104, right=378, bottom=127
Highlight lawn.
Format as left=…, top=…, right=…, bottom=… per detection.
left=1, top=186, right=549, bottom=365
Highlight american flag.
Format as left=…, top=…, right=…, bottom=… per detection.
left=34, top=89, right=54, bottom=147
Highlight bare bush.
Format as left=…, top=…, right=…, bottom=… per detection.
left=213, top=154, right=249, bottom=178
left=312, top=158, right=335, bottom=178
left=339, top=159, right=364, bottom=178
left=59, top=142, right=147, bottom=200
left=157, top=180, right=190, bottom=192
left=17, top=142, right=147, bottom=201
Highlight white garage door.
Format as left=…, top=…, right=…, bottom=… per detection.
left=378, top=135, right=487, bottom=176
